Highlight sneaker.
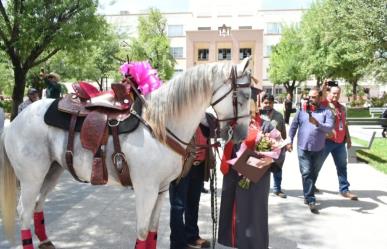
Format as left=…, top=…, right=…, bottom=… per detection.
left=308, top=202, right=319, bottom=214
left=187, top=238, right=211, bottom=249
left=340, top=191, right=358, bottom=201
left=274, top=191, right=287, bottom=198
left=314, top=186, right=321, bottom=194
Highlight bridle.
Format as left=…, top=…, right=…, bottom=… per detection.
left=165, top=65, right=251, bottom=151
left=210, top=65, right=251, bottom=136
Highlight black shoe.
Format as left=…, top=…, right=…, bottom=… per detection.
left=308, top=203, right=319, bottom=214
left=201, top=187, right=209, bottom=194
left=274, top=191, right=287, bottom=198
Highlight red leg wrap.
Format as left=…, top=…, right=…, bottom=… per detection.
left=146, top=231, right=157, bottom=249
left=21, top=229, right=34, bottom=249
left=134, top=239, right=146, bottom=249
left=33, top=211, right=48, bottom=241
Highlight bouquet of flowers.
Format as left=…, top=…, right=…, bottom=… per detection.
left=227, top=125, right=285, bottom=190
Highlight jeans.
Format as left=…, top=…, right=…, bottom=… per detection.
left=272, top=169, right=283, bottom=193
left=316, top=140, right=350, bottom=193
left=169, top=165, right=204, bottom=249
left=297, top=148, right=324, bottom=204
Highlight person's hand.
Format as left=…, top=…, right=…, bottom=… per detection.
left=309, top=116, right=320, bottom=127
left=286, top=144, right=293, bottom=152
left=347, top=140, right=352, bottom=149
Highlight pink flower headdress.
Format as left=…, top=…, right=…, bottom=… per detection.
left=120, top=61, right=162, bottom=95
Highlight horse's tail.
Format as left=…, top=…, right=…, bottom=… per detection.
left=0, top=128, right=17, bottom=243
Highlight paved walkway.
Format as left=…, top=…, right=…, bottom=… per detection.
left=1, top=125, right=387, bottom=249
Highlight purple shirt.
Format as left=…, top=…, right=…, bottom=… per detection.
left=289, top=107, right=334, bottom=152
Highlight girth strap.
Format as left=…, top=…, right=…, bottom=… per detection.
left=66, top=114, right=88, bottom=183
left=111, top=123, right=132, bottom=186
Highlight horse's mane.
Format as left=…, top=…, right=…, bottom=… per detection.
left=144, top=62, right=232, bottom=141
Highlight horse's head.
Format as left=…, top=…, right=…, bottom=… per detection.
left=211, top=57, right=252, bottom=143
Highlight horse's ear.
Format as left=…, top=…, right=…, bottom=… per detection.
left=237, top=56, right=251, bottom=75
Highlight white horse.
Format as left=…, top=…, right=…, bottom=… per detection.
left=0, top=58, right=252, bottom=249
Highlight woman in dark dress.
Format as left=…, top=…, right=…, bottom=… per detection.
left=218, top=99, right=271, bottom=249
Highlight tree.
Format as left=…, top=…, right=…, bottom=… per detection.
left=47, top=29, right=122, bottom=90
left=127, top=8, right=175, bottom=81
left=300, top=1, right=333, bottom=86
left=0, top=0, right=107, bottom=119
left=268, top=25, right=307, bottom=101
left=299, top=0, right=387, bottom=98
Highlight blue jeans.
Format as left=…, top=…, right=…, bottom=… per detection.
left=169, top=165, right=204, bottom=249
left=316, top=140, right=350, bottom=193
left=297, top=148, right=324, bottom=204
left=272, top=169, right=283, bottom=193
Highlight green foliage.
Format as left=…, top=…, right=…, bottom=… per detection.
left=268, top=25, right=306, bottom=96
left=299, top=0, right=387, bottom=96
left=370, top=96, right=387, bottom=107
left=46, top=27, right=122, bottom=89
left=0, top=98, right=12, bottom=113
left=126, top=8, right=176, bottom=81
left=0, top=0, right=109, bottom=118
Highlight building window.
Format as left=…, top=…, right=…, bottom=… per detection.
left=275, top=88, right=283, bottom=95
left=239, top=48, right=251, bottom=60
left=198, top=27, right=211, bottom=31
left=265, top=45, right=273, bottom=57
left=239, top=26, right=252, bottom=30
left=168, top=25, right=184, bottom=37
left=265, top=88, right=272, bottom=95
left=198, top=49, right=209, bottom=60
left=218, top=48, right=231, bottom=60
left=266, top=23, right=282, bottom=34
left=170, top=47, right=183, bottom=59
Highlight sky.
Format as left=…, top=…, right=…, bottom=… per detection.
left=98, top=0, right=314, bottom=14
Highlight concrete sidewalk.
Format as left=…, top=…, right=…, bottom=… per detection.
left=1, top=140, right=387, bottom=249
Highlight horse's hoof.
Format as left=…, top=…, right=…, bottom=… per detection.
left=38, top=240, right=56, bottom=249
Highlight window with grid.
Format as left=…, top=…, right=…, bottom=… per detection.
left=168, top=25, right=184, bottom=37
left=266, top=23, right=282, bottom=34
left=275, top=88, right=283, bottom=94
left=198, top=49, right=209, bottom=60
left=239, top=48, right=252, bottom=60
left=170, top=47, right=184, bottom=59
left=218, top=48, right=231, bottom=60
left=265, top=45, right=273, bottom=57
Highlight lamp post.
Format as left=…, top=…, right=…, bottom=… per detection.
left=218, top=24, right=231, bottom=37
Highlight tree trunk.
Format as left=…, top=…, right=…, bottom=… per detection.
left=316, top=77, right=322, bottom=87
left=11, top=67, right=27, bottom=120
left=351, top=80, right=358, bottom=101
left=283, top=81, right=295, bottom=101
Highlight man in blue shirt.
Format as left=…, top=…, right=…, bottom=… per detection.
left=287, top=87, right=334, bottom=214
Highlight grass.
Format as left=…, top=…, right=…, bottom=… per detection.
left=356, top=138, right=387, bottom=174
left=351, top=137, right=368, bottom=147
left=346, top=108, right=371, bottom=118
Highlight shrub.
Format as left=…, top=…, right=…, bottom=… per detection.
left=0, top=99, right=13, bottom=113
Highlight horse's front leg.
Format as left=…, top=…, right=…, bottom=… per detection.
left=134, top=186, right=159, bottom=249
left=145, top=190, right=168, bottom=249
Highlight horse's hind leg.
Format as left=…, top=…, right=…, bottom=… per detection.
left=18, top=175, right=46, bottom=249
left=33, top=163, right=64, bottom=249
left=146, top=190, right=168, bottom=249
left=134, top=186, right=159, bottom=249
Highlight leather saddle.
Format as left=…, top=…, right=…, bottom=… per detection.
left=55, top=81, right=137, bottom=186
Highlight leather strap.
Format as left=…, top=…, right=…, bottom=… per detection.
left=66, top=114, right=88, bottom=183
left=111, top=123, right=132, bottom=186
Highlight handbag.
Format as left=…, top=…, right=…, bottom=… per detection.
left=232, top=149, right=272, bottom=183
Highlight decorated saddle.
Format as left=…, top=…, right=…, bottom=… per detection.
left=44, top=61, right=162, bottom=187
